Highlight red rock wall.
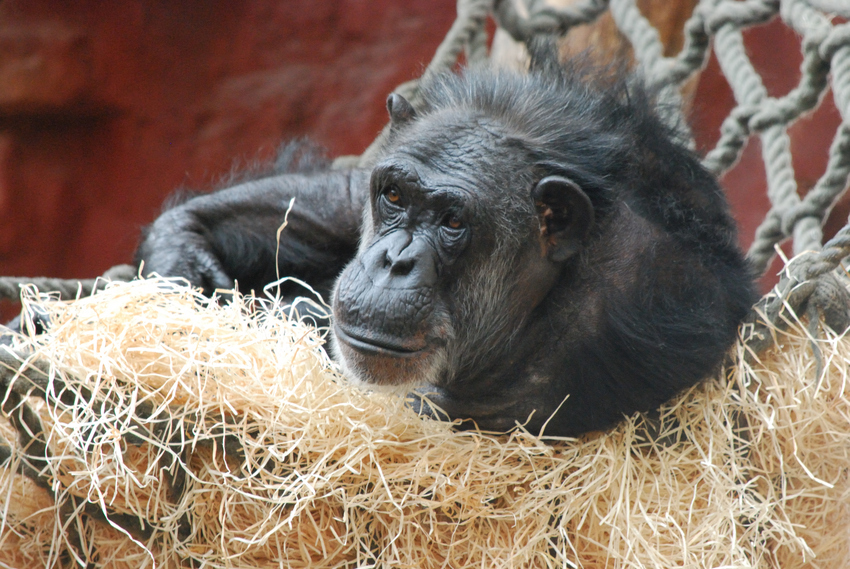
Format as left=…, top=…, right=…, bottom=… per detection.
left=0, top=0, right=456, bottom=285
left=0, top=1, right=842, bottom=319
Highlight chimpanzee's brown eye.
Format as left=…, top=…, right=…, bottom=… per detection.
left=442, top=214, right=463, bottom=230
left=385, top=186, right=401, bottom=203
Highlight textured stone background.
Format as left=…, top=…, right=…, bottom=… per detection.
left=0, top=0, right=842, bottom=319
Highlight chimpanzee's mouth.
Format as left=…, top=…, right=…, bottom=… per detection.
left=333, top=324, right=425, bottom=357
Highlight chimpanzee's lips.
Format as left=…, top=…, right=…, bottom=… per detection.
left=333, top=324, right=425, bottom=357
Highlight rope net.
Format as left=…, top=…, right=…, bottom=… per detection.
left=1, top=1, right=850, bottom=568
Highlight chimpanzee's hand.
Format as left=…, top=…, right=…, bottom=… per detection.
left=136, top=206, right=234, bottom=295
left=135, top=170, right=368, bottom=298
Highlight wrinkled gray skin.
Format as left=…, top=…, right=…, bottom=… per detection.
left=135, top=61, right=755, bottom=437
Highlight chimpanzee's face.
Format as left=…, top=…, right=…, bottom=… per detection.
left=331, top=111, right=591, bottom=388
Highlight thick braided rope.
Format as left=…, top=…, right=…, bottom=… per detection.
left=0, top=345, right=48, bottom=398
left=604, top=0, right=849, bottom=277
left=743, top=223, right=850, bottom=355
left=805, top=221, right=850, bottom=279
left=494, top=0, right=610, bottom=42
left=431, top=0, right=493, bottom=75
left=703, top=0, right=849, bottom=274
left=748, top=2, right=844, bottom=271
left=0, top=264, right=136, bottom=303
left=781, top=21, right=850, bottom=245
left=709, top=3, right=801, bottom=274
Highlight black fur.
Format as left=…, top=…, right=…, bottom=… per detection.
left=134, top=139, right=361, bottom=301
left=135, top=56, right=756, bottom=437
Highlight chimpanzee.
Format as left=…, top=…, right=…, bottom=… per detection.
left=135, top=51, right=755, bottom=437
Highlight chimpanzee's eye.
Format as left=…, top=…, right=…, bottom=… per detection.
left=441, top=213, right=464, bottom=231
left=438, top=211, right=468, bottom=251
left=384, top=186, right=401, bottom=204
left=445, top=215, right=463, bottom=230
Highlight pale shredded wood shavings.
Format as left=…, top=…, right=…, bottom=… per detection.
left=0, top=278, right=847, bottom=568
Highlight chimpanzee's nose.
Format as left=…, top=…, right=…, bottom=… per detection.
left=366, top=230, right=437, bottom=288
left=386, top=241, right=416, bottom=276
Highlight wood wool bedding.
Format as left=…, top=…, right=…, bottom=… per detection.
left=0, top=278, right=848, bottom=568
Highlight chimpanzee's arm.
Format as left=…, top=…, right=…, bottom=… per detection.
left=135, top=169, right=370, bottom=300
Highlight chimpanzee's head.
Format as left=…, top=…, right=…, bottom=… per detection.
left=331, top=68, right=608, bottom=389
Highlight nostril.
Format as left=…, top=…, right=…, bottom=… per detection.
left=389, top=256, right=415, bottom=276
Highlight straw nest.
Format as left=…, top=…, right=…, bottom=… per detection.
left=0, top=278, right=848, bottom=569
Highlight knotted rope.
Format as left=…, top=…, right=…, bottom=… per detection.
left=0, top=264, right=136, bottom=305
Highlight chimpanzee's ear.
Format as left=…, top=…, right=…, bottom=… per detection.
left=386, top=93, right=417, bottom=128
left=532, top=175, right=594, bottom=262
